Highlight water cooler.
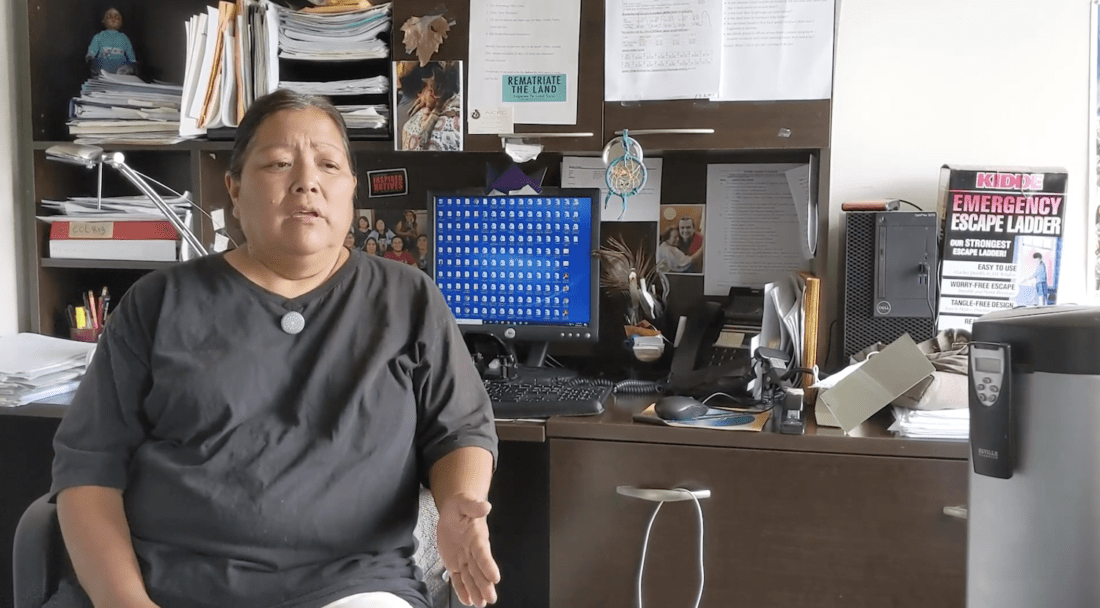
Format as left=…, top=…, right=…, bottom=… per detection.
left=968, top=306, right=1100, bottom=607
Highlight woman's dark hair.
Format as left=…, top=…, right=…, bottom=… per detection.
left=1033, top=252, right=1042, bottom=259
left=661, top=227, right=679, bottom=243
left=226, top=89, right=354, bottom=180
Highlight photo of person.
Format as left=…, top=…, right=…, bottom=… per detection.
left=657, top=204, right=705, bottom=274
left=393, top=60, right=463, bottom=152
left=394, top=209, right=422, bottom=244
left=384, top=235, right=418, bottom=266
left=1013, top=237, right=1058, bottom=306
left=416, top=233, right=433, bottom=275
left=352, top=215, right=371, bottom=249
left=369, top=216, right=395, bottom=251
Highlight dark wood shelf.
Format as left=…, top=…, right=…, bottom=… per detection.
left=39, top=258, right=176, bottom=271
left=32, top=139, right=397, bottom=153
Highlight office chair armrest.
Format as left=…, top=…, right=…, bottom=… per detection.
left=13, top=494, right=62, bottom=608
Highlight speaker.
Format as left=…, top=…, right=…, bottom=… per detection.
left=843, top=211, right=936, bottom=360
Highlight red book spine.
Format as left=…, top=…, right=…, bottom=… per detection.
left=50, top=220, right=180, bottom=240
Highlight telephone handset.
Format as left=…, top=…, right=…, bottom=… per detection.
left=667, top=288, right=764, bottom=397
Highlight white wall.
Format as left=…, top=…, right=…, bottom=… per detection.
left=830, top=0, right=1092, bottom=312
left=0, top=0, right=23, bottom=336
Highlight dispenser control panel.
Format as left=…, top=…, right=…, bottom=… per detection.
left=969, top=342, right=1013, bottom=479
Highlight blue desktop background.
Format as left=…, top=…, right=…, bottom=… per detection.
left=433, top=194, right=594, bottom=327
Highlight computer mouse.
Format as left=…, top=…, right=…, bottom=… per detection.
left=654, top=395, right=710, bottom=421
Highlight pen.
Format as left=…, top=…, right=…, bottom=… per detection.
left=100, top=287, right=111, bottom=324
left=86, top=290, right=99, bottom=331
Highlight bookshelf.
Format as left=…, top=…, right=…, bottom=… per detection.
left=15, top=0, right=835, bottom=369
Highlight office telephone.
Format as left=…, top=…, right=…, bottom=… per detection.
left=667, top=287, right=764, bottom=398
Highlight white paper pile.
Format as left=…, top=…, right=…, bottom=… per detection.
left=888, top=406, right=969, bottom=440
left=0, top=334, right=96, bottom=407
left=38, top=192, right=194, bottom=221
left=67, top=72, right=185, bottom=145
left=275, top=3, right=391, bottom=61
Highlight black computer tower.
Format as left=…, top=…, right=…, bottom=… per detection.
left=843, top=211, right=937, bottom=360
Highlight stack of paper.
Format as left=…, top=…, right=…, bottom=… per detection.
left=38, top=192, right=194, bottom=221
left=0, top=334, right=96, bottom=407
left=888, top=406, right=969, bottom=440
left=275, top=2, right=391, bottom=60
left=67, top=72, right=185, bottom=145
left=279, top=76, right=388, bottom=97
left=272, top=1, right=392, bottom=134
left=182, top=1, right=392, bottom=137
left=339, top=104, right=389, bottom=129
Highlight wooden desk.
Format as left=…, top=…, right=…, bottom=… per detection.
left=0, top=399, right=967, bottom=608
left=546, top=395, right=968, bottom=608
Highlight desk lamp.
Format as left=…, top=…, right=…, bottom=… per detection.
left=45, top=143, right=208, bottom=257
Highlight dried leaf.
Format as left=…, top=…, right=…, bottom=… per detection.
left=401, top=15, right=451, bottom=67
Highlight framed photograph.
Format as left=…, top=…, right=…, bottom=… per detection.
left=657, top=204, right=705, bottom=275
left=393, top=60, right=464, bottom=152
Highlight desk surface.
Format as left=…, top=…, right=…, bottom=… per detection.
left=515, top=394, right=970, bottom=460
left=3, top=397, right=968, bottom=460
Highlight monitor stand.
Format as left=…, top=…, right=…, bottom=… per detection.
left=508, top=341, right=579, bottom=382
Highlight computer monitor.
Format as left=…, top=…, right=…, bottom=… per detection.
left=428, top=188, right=601, bottom=367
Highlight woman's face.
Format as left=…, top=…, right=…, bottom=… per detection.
left=343, top=232, right=355, bottom=248
left=226, top=107, right=356, bottom=260
left=665, top=230, right=680, bottom=246
left=365, top=239, right=378, bottom=254
left=418, top=235, right=428, bottom=252
left=358, top=217, right=369, bottom=230
left=375, top=218, right=386, bottom=232
left=405, top=211, right=415, bottom=223
left=392, top=236, right=404, bottom=251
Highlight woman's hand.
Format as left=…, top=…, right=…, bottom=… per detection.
left=436, top=493, right=500, bottom=607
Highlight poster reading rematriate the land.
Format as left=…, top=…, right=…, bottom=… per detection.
left=937, top=165, right=1068, bottom=332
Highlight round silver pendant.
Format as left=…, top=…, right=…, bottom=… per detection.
left=280, top=311, right=305, bottom=335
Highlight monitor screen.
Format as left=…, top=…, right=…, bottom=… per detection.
left=428, top=189, right=601, bottom=347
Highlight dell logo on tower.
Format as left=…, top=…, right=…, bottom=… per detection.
left=876, top=300, right=892, bottom=315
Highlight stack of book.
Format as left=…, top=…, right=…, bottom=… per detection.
left=39, top=192, right=196, bottom=262
left=67, top=72, right=185, bottom=145
left=0, top=333, right=96, bottom=407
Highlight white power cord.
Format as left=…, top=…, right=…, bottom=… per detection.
left=635, top=488, right=705, bottom=608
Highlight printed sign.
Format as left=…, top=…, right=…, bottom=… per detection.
left=367, top=168, right=408, bottom=198
left=936, top=165, right=1068, bottom=331
left=502, top=74, right=567, bottom=102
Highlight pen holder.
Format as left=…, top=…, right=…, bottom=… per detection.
left=70, top=327, right=103, bottom=343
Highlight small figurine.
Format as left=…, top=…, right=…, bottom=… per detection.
left=86, top=7, right=136, bottom=75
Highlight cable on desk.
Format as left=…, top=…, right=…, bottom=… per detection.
left=636, top=488, right=705, bottom=608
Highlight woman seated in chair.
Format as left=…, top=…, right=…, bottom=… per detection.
left=49, top=90, right=500, bottom=608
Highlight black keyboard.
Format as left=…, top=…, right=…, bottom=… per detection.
left=484, top=377, right=611, bottom=418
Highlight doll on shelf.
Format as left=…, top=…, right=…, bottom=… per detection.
left=86, top=7, right=136, bottom=75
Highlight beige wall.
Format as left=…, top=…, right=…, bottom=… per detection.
left=830, top=0, right=1091, bottom=307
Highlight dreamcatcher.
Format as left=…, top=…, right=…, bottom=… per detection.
left=602, top=130, right=647, bottom=220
